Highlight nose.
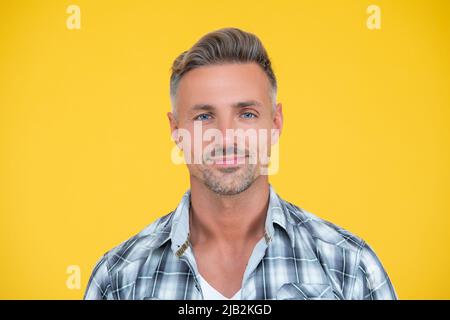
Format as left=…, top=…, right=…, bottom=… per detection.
left=216, top=116, right=237, bottom=152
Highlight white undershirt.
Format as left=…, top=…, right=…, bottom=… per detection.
left=198, top=274, right=241, bottom=300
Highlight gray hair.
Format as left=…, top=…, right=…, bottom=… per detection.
left=169, top=27, right=277, bottom=117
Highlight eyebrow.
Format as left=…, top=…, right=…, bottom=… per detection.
left=191, top=100, right=262, bottom=111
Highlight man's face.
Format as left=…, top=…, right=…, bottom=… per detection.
left=168, top=63, right=283, bottom=195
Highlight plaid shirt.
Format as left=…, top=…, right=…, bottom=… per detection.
left=84, top=185, right=397, bottom=300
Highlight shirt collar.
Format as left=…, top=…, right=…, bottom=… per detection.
left=164, top=184, right=295, bottom=257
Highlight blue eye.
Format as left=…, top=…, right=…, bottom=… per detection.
left=241, top=112, right=257, bottom=119
left=194, top=114, right=212, bottom=121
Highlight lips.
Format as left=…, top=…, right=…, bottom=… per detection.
left=211, top=155, right=248, bottom=165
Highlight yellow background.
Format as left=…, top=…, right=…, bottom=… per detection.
left=1, top=0, right=449, bottom=299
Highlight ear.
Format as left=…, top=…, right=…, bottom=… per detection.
left=167, top=112, right=181, bottom=148
left=271, top=102, right=283, bottom=144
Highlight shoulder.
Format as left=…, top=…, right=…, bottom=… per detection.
left=102, top=210, right=175, bottom=273
left=87, top=210, right=175, bottom=282
left=281, top=199, right=366, bottom=254
left=279, top=198, right=396, bottom=299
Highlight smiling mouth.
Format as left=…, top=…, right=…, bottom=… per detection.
left=210, top=155, right=248, bottom=166
left=216, top=166, right=241, bottom=173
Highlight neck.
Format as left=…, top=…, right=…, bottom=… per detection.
left=189, top=175, right=270, bottom=246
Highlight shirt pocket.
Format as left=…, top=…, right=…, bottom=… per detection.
left=276, top=282, right=336, bottom=300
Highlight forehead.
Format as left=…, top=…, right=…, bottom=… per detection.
left=175, top=63, right=272, bottom=108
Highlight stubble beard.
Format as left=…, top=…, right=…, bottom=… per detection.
left=199, top=163, right=258, bottom=196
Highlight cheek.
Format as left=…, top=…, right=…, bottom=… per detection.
left=186, top=164, right=202, bottom=177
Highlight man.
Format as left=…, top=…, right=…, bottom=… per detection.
left=84, top=27, right=397, bottom=300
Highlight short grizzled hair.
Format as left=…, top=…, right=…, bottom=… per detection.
left=169, top=27, right=277, bottom=115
